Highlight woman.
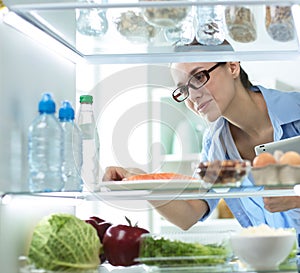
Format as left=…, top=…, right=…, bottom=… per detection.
left=103, top=61, right=300, bottom=233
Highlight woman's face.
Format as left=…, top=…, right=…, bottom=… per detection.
left=171, top=62, right=238, bottom=122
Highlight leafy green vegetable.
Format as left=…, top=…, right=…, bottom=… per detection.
left=139, top=236, right=230, bottom=267
left=279, top=241, right=298, bottom=270
left=28, top=213, right=101, bottom=272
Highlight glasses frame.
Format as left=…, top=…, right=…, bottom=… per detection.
left=172, top=62, right=225, bottom=103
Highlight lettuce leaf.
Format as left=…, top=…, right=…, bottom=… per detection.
left=28, top=213, right=101, bottom=272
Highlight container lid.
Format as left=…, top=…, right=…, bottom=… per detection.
left=80, top=95, right=93, bottom=104
left=59, top=100, right=75, bottom=121
left=38, top=93, right=56, bottom=114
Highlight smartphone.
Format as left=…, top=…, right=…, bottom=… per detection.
left=254, top=135, right=300, bottom=155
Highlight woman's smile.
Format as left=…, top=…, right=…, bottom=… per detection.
left=197, top=99, right=213, bottom=113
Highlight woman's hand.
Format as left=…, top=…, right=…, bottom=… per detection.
left=263, top=196, right=300, bottom=212
left=102, top=166, right=146, bottom=181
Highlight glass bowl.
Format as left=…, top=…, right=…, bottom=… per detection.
left=230, top=226, right=296, bottom=271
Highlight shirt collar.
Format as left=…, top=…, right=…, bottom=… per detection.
left=252, top=85, right=300, bottom=140
left=253, top=85, right=300, bottom=125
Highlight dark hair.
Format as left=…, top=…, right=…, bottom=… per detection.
left=240, top=66, right=253, bottom=89
left=218, top=62, right=253, bottom=89
left=187, top=39, right=253, bottom=89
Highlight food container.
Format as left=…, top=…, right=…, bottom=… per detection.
left=194, top=160, right=251, bottom=187
left=76, top=0, right=108, bottom=37
left=164, top=7, right=195, bottom=46
left=252, top=164, right=300, bottom=186
left=225, top=6, right=257, bottom=43
left=137, top=232, right=233, bottom=270
left=140, top=0, right=191, bottom=28
left=230, top=225, right=297, bottom=271
left=114, top=10, right=158, bottom=43
left=195, top=5, right=225, bottom=45
left=265, top=5, right=295, bottom=42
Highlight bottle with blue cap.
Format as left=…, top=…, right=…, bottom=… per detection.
left=28, top=93, right=64, bottom=192
left=59, top=100, right=83, bottom=191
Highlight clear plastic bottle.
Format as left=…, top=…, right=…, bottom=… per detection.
left=77, top=95, right=100, bottom=192
left=59, top=101, right=83, bottom=192
left=28, top=93, right=64, bottom=192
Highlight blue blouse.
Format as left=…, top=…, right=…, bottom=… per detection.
left=200, top=85, right=300, bottom=233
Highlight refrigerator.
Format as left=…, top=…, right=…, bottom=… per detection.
left=1, top=1, right=300, bottom=272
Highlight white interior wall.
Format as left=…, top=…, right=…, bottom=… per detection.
left=243, top=60, right=300, bottom=90
left=0, top=20, right=76, bottom=192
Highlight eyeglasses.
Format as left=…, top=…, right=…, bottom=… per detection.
left=172, top=62, right=225, bottom=103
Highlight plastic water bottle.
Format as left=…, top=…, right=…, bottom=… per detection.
left=59, top=101, right=83, bottom=191
left=28, top=93, right=64, bottom=192
left=77, top=95, right=100, bottom=192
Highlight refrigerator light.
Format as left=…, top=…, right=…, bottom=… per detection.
left=3, top=11, right=84, bottom=64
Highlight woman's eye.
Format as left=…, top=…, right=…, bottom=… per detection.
left=195, top=72, right=205, bottom=82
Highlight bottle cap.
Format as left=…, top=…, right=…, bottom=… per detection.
left=80, top=95, right=93, bottom=104
left=38, top=93, right=56, bottom=114
left=59, top=100, right=75, bottom=121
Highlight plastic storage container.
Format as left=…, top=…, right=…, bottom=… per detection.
left=194, top=160, right=251, bottom=188
left=195, top=5, right=225, bottom=45
left=59, top=101, right=83, bottom=191
left=225, top=6, right=257, bottom=43
left=114, top=9, right=158, bottom=43
left=77, top=95, right=100, bottom=192
left=138, top=231, right=233, bottom=269
left=140, top=0, right=191, bottom=28
left=28, top=93, right=64, bottom=192
left=164, top=7, right=195, bottom=46
left=265, top=5, right=295, bottom=42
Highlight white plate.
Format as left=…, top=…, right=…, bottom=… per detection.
left=101, top=180, right=207, bottom=192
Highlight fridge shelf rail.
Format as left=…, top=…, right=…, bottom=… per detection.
left=1, top=185, right=298, bottom=201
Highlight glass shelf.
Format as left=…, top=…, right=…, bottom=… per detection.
left=1, top=184, right=298, bottom=201
left=3, top=0, right=300, bottom=64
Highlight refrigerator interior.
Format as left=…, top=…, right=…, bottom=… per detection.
left=0, top=14, right=76, bottom=273
left=1, top=1, right=300, bottom=272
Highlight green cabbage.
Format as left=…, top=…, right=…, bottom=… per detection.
left=28, top=213, right=101, bottom=272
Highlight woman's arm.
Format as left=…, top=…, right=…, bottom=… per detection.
left=102, top=166, right=209, bottom=230
left=149, top=199, right=209, bottom=230
left=263, top=196, right=300, bottom=212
